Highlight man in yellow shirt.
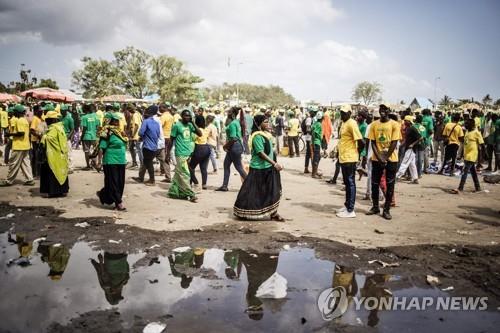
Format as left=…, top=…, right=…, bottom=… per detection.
left=451, top=119, right=484, bottom=193
left=29, top=105, right=44, bottom=178
left=0, top=106, right=8, bottom=145
left=287, top=111, right=300, bottom=157
left=159, top=103, right=175, bottom=182
left=438, top=113, right=464, bottom=175
left=127, top=105, right=143, bottom=168
left=336, top=105, right=364, bottom=218
left=0, top=104, right=34, bottom=186
left=366, top=104, right=401, bottom=220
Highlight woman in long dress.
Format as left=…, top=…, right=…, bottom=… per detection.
left=96, top=113, right=128, bottom=211
left=40, top=111, right=69, bottom=198
left=234, top=115, right=284, bottom=221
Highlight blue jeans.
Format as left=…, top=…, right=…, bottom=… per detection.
left=458, top=161, right=480, bottom=191
left=222, top=141, right=247, bottom=187
left=341, top=162, right=357, bottom=212
left=313, top=144, right=321, bottom=166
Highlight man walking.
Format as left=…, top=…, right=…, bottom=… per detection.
left=396, top=116, right=421, bottom=184
left=132, top=106, right=160, bottom=186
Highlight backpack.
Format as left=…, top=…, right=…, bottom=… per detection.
left=301, top=117, right=309, bottom=134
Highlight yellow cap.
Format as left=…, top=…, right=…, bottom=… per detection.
left=340, top=104, right=352, bottom=113
left=45, top=111, right=60, bottom=119
left=404, top=115, right=414, bottom=123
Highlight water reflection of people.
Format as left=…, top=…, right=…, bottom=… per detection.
left=168, top=247, right=206, bottom=289
left=37, top=242, right=70, bottom=281
left=91, top=252, right=130, bottom=305
left=14, top=234, right=33, bottom=258
left=238, top=250, right=279, bottom=321
left=360, top=274, right=392, bottom=327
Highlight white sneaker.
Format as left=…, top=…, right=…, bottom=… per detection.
left=336, top=210, right=356, bottom=218
left=337, top=207, right=347, bottom=213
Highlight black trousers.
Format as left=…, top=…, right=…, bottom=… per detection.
left=439, top=143, right=459, bottom=173
left=189, top=144, right=211, bottom=185
left=371, top=161, right=397, bottom=211
left=304, top=140, right=312, bottom=168
left=139, top=148, right=156, bottom=182
left=30, top=142, right=41, bottom=177
left=288, top=136, right=300, bottom=157
left=99, top=164, right=126, bottom=205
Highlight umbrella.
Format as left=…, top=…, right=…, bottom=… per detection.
left=0, top=93, right=21, bottom=103
left=460, top=102, right=481, bottom=110
left=20, top=87, right=75, bottom=102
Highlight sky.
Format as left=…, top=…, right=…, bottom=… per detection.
left=0, top=0, right=499, bottom=104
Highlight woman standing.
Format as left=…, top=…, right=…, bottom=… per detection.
left=216, top=107, right=247, bottom=191
left=189, top=115, right=211, bottom=191
left=40, top=111, right=69, bottom=198
left=234, top=115, right=284, bottom=221
left=96, top=113, right=128, bottom=211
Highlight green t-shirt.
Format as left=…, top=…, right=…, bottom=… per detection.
left=414, top=123, right=428, bottom=150
left=226, top=119, right=242, bottom=142
left=99, top=133, right=127, bottom=165
left=171, top=121, right=196, bottom=157
left=81, top=113, right=99, bottom=141
left=61, top=114, right=74, bottom=138
left=250, top=134, right=274, bottom=169
left=312, top=121, right=322, bottom=146
left=495, top=119, right=500, bottom=144
left=358, top=121, right=367, bottom=157
left=422, top=115, right=434, bottom=145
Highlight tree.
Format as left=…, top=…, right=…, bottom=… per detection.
left=482, top=94, right=492, bottom=106
left=72, top=57, right=121, bottom=98
left=113, top=46, right=152, bottom=99
left=351, top=81, right=383, bottom=106
left=494, top=99, right=500, bottom=110
left=37, top=78, right=59, bottom=90
left=203, top=83, right=297, bottom=107
left=439, top=95, right=453, bottom=109
left=150, top=55, right=203, bottom=104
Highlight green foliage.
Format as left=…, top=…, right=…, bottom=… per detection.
left=72, top=57, right=121, bottom=98
left=72, top=47, right=203, bottom=102
left=439, top=95, right=453, bottom=109
left=482, top=94, right=492, bottom=106
left=203, top=83, right=297, bottom=107
left=351, top=81, right=383, bottom=106
left=37, top=78, right=59, bottom=90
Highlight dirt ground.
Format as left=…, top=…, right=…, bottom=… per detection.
left=1, top=149, right=499, bottom=250
left=1, top=148, right=499, bottom=332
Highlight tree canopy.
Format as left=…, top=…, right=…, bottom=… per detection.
left=202, top=83, right=297, bottom=107
left=72, top=46, right=203, bottom=101
left=351, top=81, right=383, bottom=106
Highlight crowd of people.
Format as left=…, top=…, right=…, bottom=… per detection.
left=0, top=100, right=498, bottom=221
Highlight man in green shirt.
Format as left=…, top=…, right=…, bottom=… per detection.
left=60, top=105, right=75, bottom=172
left=80, top=104, right=99, bottom=170
left=311, top=111, right=323, bottom=178
left=421, top=109, right=434, bottom=173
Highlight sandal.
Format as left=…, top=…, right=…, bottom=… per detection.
left=271, top=213, right=285, bottom=222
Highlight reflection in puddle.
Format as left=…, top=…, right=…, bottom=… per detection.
left=0, top=233, right=498, bottom=332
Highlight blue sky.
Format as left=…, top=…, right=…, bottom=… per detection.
left=0, top=0, right=498, bottom=104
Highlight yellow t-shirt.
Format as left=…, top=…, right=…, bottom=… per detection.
left=9, top=116, right=18, bottom=132
left=131, top=112, right=142, bottom=140
left=160, top=112, right=174, bottom=137
left=118, top=113, right=127, bottom=133
left=288, top=118, right=300, bottom=137
left=0, top=110, right=8, bottom=128
left=339, top=119, right=363, bottom=163
left=474, top=117, right=481, bottom=130
left=195, top=128, right=209, bottom=145
left=30, top=116, right=42, bottom=142
left=12, top=117, right=31, bottom=150
left=96, top=110, right=104, bottom=126
left=442, top=122, right=464, bottom=145
left=463, top=129, right=484, bottom=162
left=173, top=114, right=181, bottom=123
left=368, top=119, right=402, bottom=162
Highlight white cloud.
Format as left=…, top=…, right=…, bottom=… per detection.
left=0, top=0, right=432, bottom=103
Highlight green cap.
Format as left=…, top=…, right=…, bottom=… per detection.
left=43, top=103, right=55, bottom=111
left=104, top=112, right=121, bottom=121
left=13, top=104, right=26, bottom=113
left=112, top=102, right=120, bottom=111
left=7, top=106, right=14, bottom=113
left=60, top=104, right=70, bottom=111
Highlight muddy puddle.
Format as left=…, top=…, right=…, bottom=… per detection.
left=1, top=232, right=499, bottom=333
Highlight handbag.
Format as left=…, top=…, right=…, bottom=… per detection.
left=443, top=124, right=458, bottom=145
